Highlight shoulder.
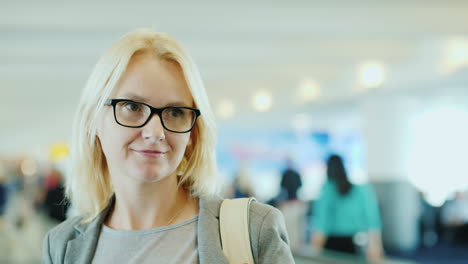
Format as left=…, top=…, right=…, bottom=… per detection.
left=322, top=181, right=333, bottom=189
left=350, top=184, right=377, bottom=201
left=353, top=183, right=373, bottom=195
left=248, top=201, right=289, bottom=247
left=249, top=201, right=284, bottom=228
left=42, top=216, right=84, bottom=263
left=199, top=196, right=293, bottom=262
left=319, top=181, right=335, bottom=195
left=249, top=201, right=294, bottom=262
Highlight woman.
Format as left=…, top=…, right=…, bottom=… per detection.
left=42, top=29, right=294, bottom=263
left=311, top=154, right=384, bottom=261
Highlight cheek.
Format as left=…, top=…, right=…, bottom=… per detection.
left=99, top=119, right=137, bottom=159
left=168, top=133, right=191, bottom=156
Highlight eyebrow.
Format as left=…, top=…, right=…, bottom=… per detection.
left=118, top=94, right=148, bottom=103
left=117, top=94, right=192, bottom=107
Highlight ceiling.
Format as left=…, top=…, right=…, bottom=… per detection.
left=1, top=0, right=468, bottom=155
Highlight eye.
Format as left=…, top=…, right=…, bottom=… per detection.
left=168, top=108, right=185, bottom=117
left=123, top=102, right=142, bottom=112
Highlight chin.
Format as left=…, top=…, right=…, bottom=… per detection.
left=131, top=165, right=175, bottom=183
left=132, top=173, right=165, bottom=183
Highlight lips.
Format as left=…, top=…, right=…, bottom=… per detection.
left=131, top=148, right=167, bottom=158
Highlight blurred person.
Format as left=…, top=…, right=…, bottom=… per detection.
left=4, top=161, right=29, bottom=230
left=280, top=158, right=302, bottom=201
left=232, top=164, right=255, bottom=198
left=418, top=191, right=439, bottom=248
left=441, top=191, right=468, bottom=245
left=42, top=29, right=294, bottom=263
left=43, top=166, right=68, bottom=222
left=277, top=158, right=307, bottom=252
left=0, top=168, right=7, bottom=229
left=311, top=154, right=384, bottom=262
left=442, top=191, right=468, bottom=226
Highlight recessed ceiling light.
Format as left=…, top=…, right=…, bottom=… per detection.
left=358, top=62, right=386, bottom=89
left=216, top=100, right=235, bottom=120
left=441, top=38, right=468, bottom=74
left=297, top=79, right=320, bottom=104
left=252, top=90, right=272, bottom=112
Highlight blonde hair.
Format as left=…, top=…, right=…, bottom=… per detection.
left=67, top=29, right=219, bottom=222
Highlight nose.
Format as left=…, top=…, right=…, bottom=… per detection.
left=141, top=113, right=165, bottom=141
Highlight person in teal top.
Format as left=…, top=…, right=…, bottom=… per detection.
left=311, top=154, right=384, bottom=261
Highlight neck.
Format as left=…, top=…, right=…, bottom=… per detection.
left=106, top=174, right=198, bottom=230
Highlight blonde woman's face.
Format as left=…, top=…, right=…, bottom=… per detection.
left=97, top=53, right=193, bottom=184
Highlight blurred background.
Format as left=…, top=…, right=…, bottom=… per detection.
left=1, top=0, right=468, bottom=263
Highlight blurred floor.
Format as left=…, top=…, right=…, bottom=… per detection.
left=0, top=213, right=57, bottom=264
left=388, top=245, right=468, bottom=264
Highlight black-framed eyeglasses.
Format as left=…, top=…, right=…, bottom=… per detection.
left=104, top=99, right=201, bottom=133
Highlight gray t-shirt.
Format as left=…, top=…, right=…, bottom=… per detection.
left=92, top=215, right=198, bottom=264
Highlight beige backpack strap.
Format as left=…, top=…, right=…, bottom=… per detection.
left=219, top=197, right=256, bottom=264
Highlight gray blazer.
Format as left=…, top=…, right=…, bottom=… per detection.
left=42, top=196, right=295, bottom=263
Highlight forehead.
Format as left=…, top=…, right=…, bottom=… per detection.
left=113, top=52, right=193, bottom=107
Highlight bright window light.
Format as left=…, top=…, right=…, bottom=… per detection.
left=407, top=106, right=468, bottom=206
